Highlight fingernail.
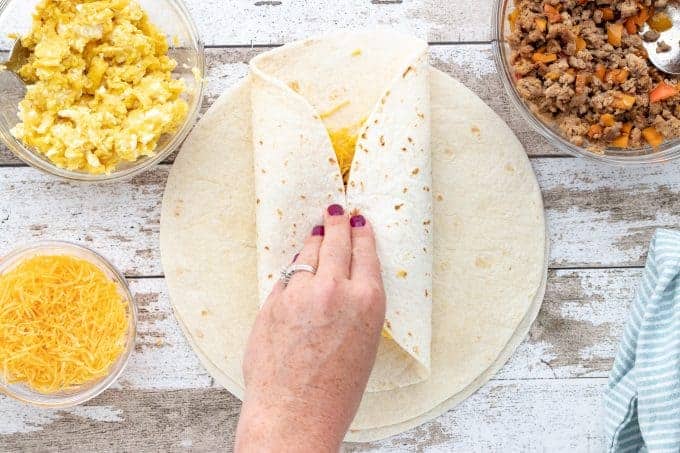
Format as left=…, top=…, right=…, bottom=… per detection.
left=327, top=204, right=344, bottom=216
left=293, top=253, right=299, bottom=263
left=312, top=225, right=325, bottom=236
left=350, top=215, right=366, bottom=228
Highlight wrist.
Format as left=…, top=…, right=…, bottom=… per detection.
left=236, top=392, right=344, bottom=453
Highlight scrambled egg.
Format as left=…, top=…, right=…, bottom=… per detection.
left=11, top=0, right=188, bottom=174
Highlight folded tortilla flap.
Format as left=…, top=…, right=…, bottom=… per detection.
left=348, top=50, right=433, bottom=379
left=249, top=30, right=432, bottom=392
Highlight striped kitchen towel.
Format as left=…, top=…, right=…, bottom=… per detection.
left=604, top=229, right=680, bottom=453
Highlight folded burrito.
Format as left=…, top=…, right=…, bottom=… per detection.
left=250, top=30, right=433, bottom=391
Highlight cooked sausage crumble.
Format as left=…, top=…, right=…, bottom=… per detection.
left=509, top=0, right=680, bottom=150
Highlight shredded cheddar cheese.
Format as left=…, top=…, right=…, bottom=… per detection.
left=328, top=126, right=359, bottom=184
left=0, top=255, right=129, bottom=394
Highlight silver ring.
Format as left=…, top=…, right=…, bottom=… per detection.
left=280, top=264, right=317, bottom=286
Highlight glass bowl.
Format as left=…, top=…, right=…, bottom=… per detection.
left=0, top=0, right=205, bottom=181
left=0, top=241, right=137, bottom=408
left=492, top=0, right=680, bottom=165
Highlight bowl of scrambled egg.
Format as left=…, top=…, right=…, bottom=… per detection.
left=0, top=0, right=205, bottom=181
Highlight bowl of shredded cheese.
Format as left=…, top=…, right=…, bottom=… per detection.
left=0, top=0, right=205, bottom=181
left=0, top=241, right=136, bottom=407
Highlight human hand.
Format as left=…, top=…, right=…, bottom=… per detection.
left=235, top=205, right=386, bottom=453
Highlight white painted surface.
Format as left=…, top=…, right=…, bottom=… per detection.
left=1, top=0, right=677, bottom=450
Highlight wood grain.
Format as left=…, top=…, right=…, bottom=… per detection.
left=0, top=44, right=564, bottom=166
left=1, top=159, right=677, bottom=276
left=0, top=1, right=495, bottom=50
left=0, top=378, right=608, bottom=452
left=39, top=269, right=632, bottom=398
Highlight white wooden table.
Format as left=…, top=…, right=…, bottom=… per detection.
left=1, top=1, right=679, bottom=451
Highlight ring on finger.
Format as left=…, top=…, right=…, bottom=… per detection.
left=280, top=263, right=317, bottom=287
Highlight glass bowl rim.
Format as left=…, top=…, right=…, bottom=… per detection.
left=491, top=0, right=680, bottom=166
left=0, top=240, right=137, bottom=408
left=0, top=0, right=206, bottom=182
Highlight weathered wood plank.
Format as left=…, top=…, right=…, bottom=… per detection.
left=0, top=44, right=562, bottom=166
left=1, top=160, right=676, bottom=275
left=0, top=266, right=634, bottom=401
left=0, top=1, right=494, bottom=50
left=0, top=378, right=608, bottom=452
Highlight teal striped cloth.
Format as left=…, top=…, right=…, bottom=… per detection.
left=604, top=229, right=680, bottom=453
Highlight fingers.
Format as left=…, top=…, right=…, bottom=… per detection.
left=286, top=224, right=324, bottom=288
left=317, top=204, right=352, bottom=280
left=349, top=215, right=382, bottom=283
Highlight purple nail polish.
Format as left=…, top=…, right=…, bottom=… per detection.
left=293, top=253, right=300, bottom=262
left=312, top=225, right=325, bottom=236
left=327, top=204, right=344, bottom=216
left=350, top=215, right=366, bottom=228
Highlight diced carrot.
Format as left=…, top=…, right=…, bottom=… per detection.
left=532, top=52, right=558, bottom=63
left=509, top=9, right=520, bottom=31
left=649, top=82, right=678, bottom=103
left=611, top=134, right=629, bottom=148
left=588, top=124, right=603, bottom=138
left=575, top=72, right=591, bottom=94
left=566, top=67, right=576, bottom=76
left=600, top=114, right=616, bottom=127
left=601, top=8, right=615, bottom=21
left=577, top=0, right=590, bottom=4
left=625, top=18, right=637, bottom=35
left=621, top=122, right=633, bottom=135
left=607, top=68, right=629, bottom=84
left=642, top=127, right=664, bottom=147
left=545, top=71, right=560, bottom=81
left=634, top=7, right=650, bottom=26
left=612, top=92, right=636, bottom=110
left=607, top=23, right=623, bottom=47
left=575, top=37, right=587, bottom=52
left=544, top=4, right=562, bottom=23
left=595, top=64, right=606, bottom=82
left=648, top=12, right=673, bottom=32
left=535, top=17, right=548, bottom=32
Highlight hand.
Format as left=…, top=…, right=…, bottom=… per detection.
left=235, top=205, right=386, bottom=453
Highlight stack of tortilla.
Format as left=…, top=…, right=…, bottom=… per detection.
left=160, top=29, right=548, bottom=442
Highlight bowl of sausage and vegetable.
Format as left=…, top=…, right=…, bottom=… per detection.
left=494, top=0, right=680, bottom=164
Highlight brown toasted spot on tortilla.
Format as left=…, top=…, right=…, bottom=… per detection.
left=261, top=168, right=266, bottom=174
left=374, top=119, right=379, bottom=125
left=258, top=140, right=263, bottom=145
left=267, top=274, right=273, bottom=280
left=423, top=220, right=431, bottom=225
left=300, top=195, right=306, bottom=200
left=264, top=246, right=270, bottom=251
left=436, top=194, right=444, bottom=202
left=379, top=135, right=385, bottom=146
left=385, top=320, right=392, bottom=329
left=444, top=148, right=454, bottom=157
left=201, top=309, right=209, bottom=317
left=350, top=181, right=356, bottom=187
left=277, top=208, right=283, bottom=219
left=471, top=125, right=481, bottom=136
left=403, top=66, right=415, bottom=78
left=396, top=269, right=408, bottom=279
left=361, top=132, right=367, bottom=139
left=411, top=168, right=420, bottom=176
left=256, top=198, right=261, bottom=205
left=401, top=147, right=407, bottom=152
left=394, top=204, right=404, bottom=211
left=288, top=81, right=301, bottom=92
left=196, top=330, right=204, bottom=339
left=407, top=332, right=413, bottom=337
left=505, top=163, right=516, bottom=173
left=407, top=137, right=413, bottom=143
left=425, top=289, right=430, bottom=297
left=281, top=179, right=286, bottom=185
left=475, top=257, right=492, bottom=269
left=423, top=186, right=430, bottom=192
left=329, top=157, right=336, bottom=165
left=417, top=112, right=425, bottom=119
left=412, top=346, right=419, bottom=354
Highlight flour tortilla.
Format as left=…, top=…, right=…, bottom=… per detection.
left=160, top=67, right=547, bottom=440
left=249, top=30, right=432, bottom=391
